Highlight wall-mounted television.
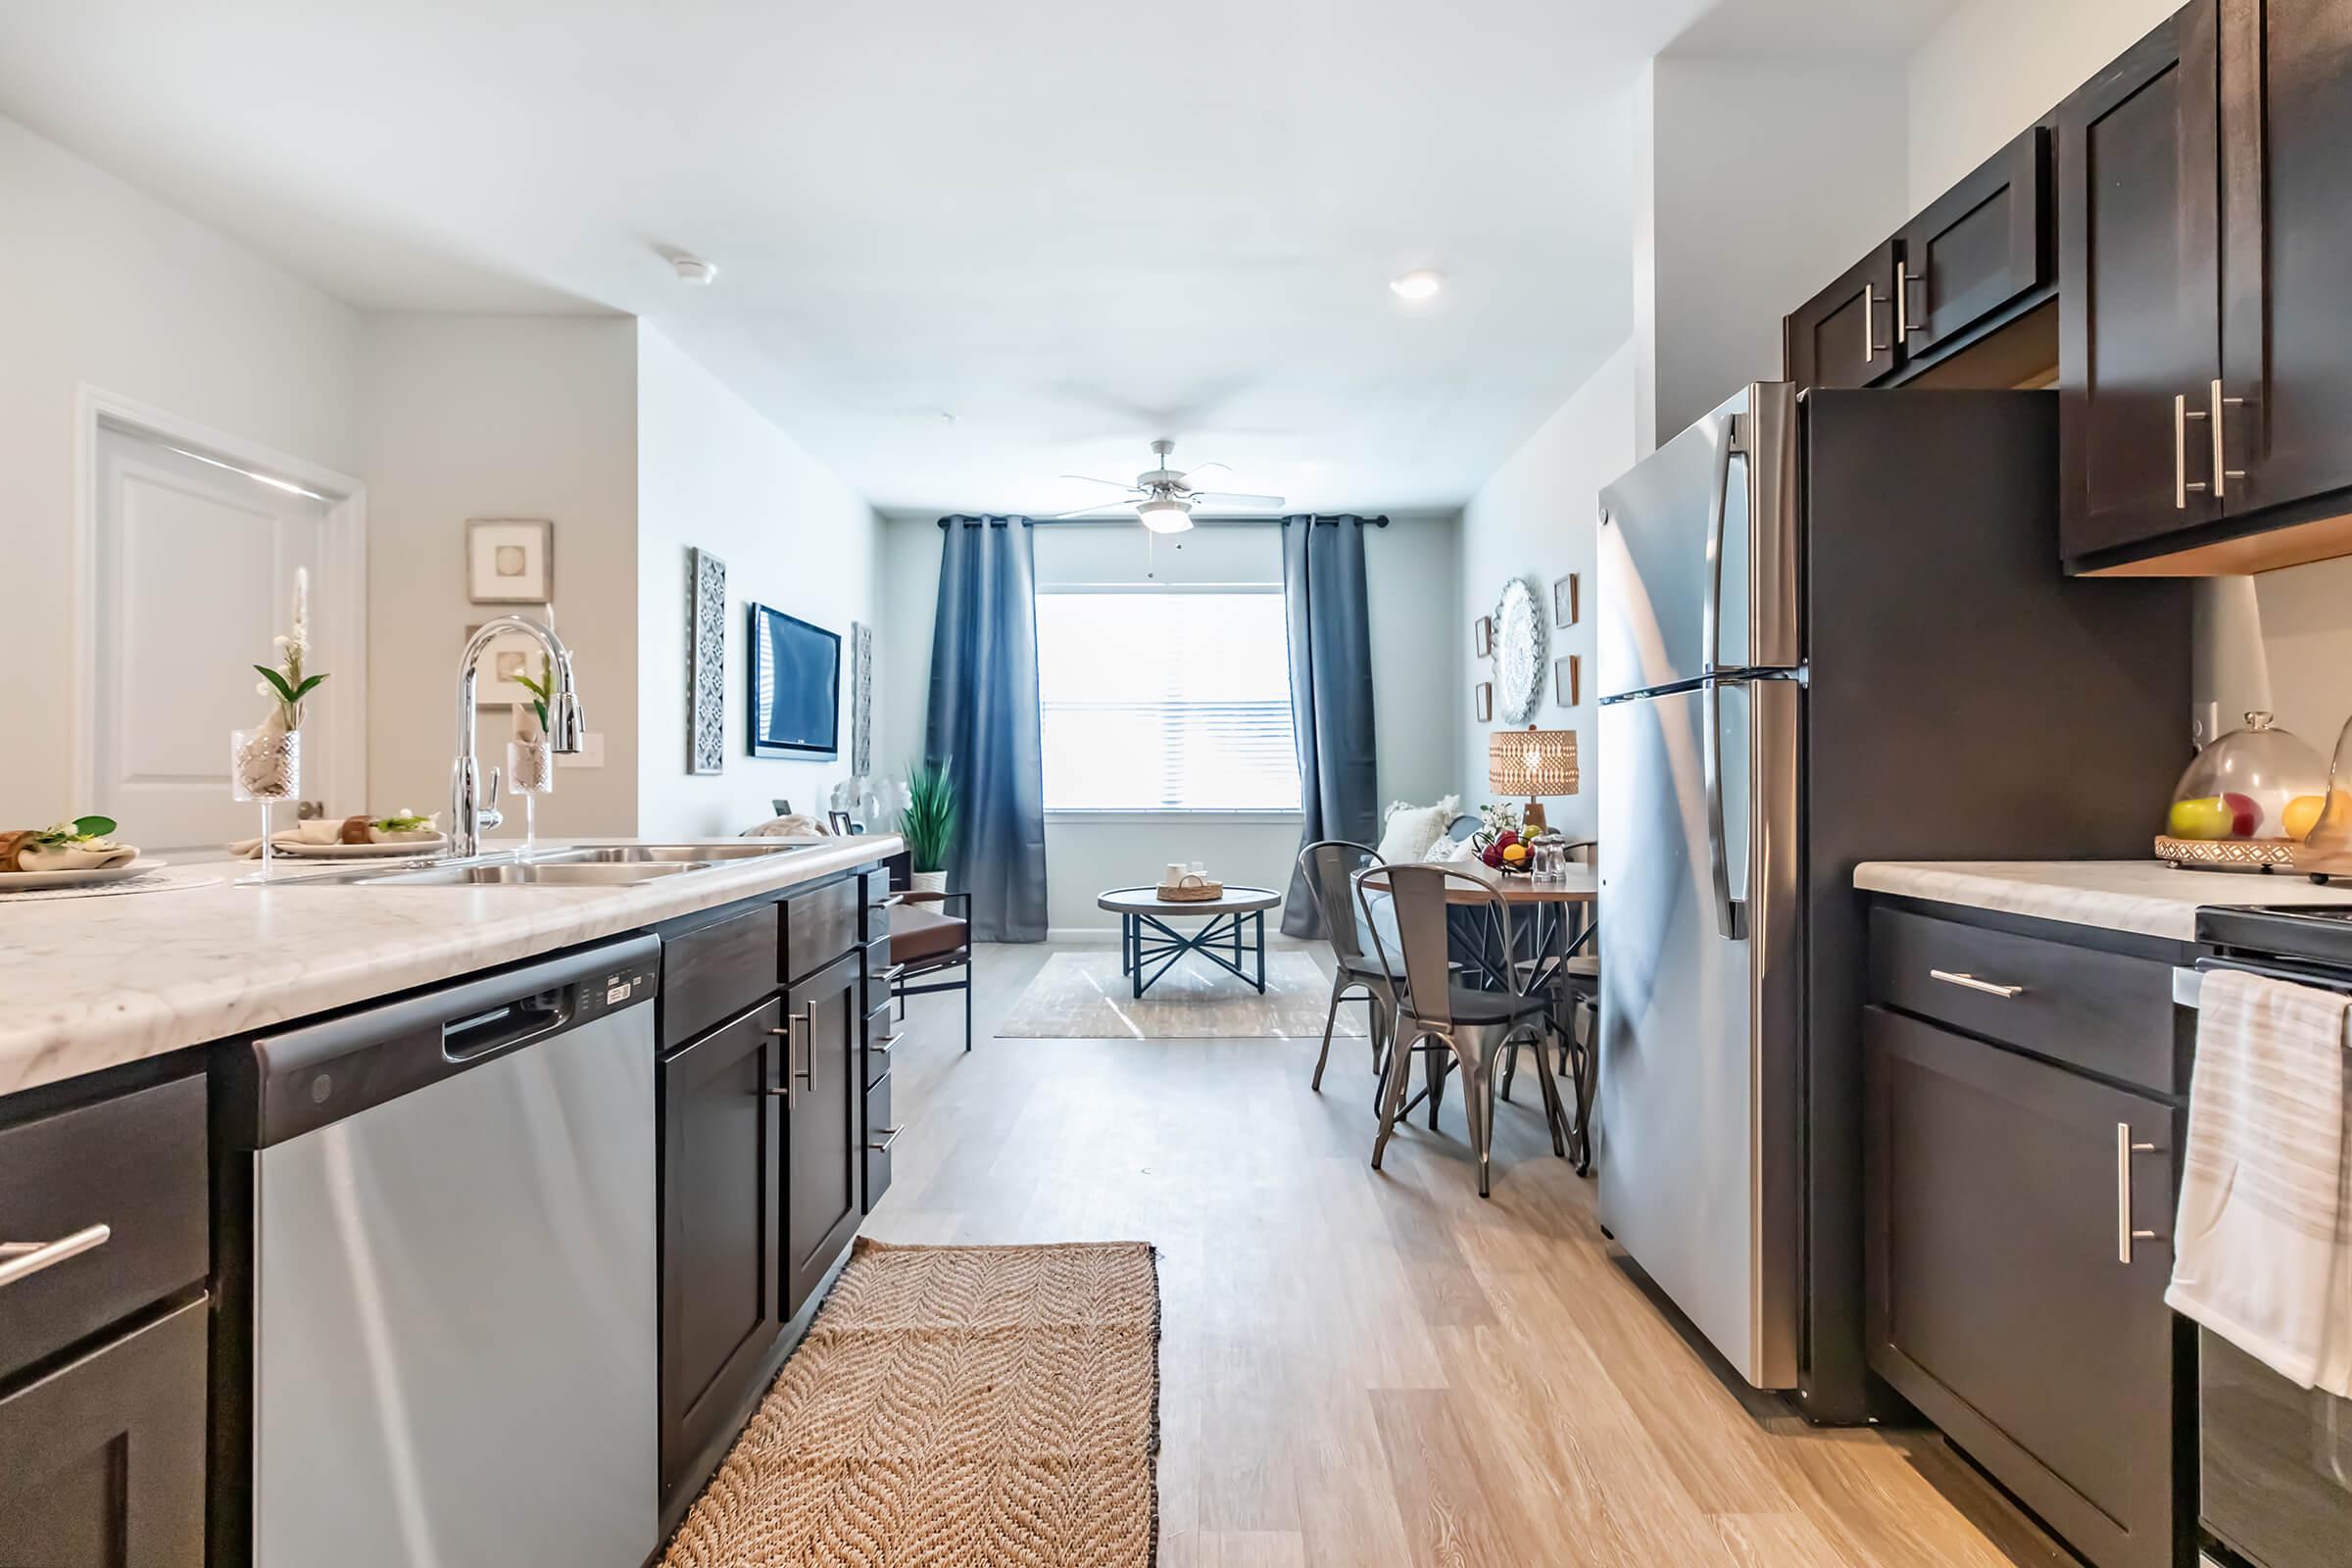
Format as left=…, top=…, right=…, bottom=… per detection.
left=747, top=603, right=840, bottom=760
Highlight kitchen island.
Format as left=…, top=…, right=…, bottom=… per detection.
left=0, top=834, right=904, bottom=1566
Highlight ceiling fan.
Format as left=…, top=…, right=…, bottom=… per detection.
left=1044, top=439, right=1286, bottom=532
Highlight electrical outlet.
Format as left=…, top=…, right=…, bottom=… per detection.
left=558, top=732, right=605, bottom=768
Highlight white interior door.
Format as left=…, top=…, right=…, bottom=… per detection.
left=92, top=425, right=358, bottom=849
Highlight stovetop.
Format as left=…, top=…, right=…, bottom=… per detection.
left=2197, top=903, right=2352, bottom=965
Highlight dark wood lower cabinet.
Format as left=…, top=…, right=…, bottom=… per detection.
left=0, top=1296, right=207, bottom=1567
left=659, top=997, right=784, bottom=1502
left=1865, top=1004, right=2185, bottom=1568
left=783, top=952, right=863, bottom=1318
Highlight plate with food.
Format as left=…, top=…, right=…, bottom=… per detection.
left=0, top=816, right=157, bottom=890
left=262, top=811, right=450, bottom=858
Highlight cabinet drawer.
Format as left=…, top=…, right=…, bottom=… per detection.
left=860, top=870, right=895, bottom=941
left=0, top=1295, right=208, bottom=1566
left=1865, top=1006, right=2178, bottom=1568
left=662, top=901, right=781, bottom=1053
left=1869, top=906, right=2176, bottom=1093
left=864, top=997, right=899, bottom=1090
left=782, top=877, right=860, bottom=985
left=863, top=1070, right=898, bottom=1214
left=0, top=1074, right=207, bottom=1382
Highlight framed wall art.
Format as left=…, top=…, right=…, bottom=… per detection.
left=1473, top=615, right=1493, bottom=658
left=466, top=621, right=550, bottom=710
left=466, top=518, right=554, bottom=604
left=1474, top=681, right=1494, bottom=722
left=1553, top=572, right=1579, bottom=628
left=688, top=547, right=727, bottom=774
left=1553, top=654, right=1581, bottom=708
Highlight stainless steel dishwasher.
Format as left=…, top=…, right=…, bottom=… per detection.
left=228, top=935, right=662, bottom=1568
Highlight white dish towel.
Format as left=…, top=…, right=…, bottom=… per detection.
left=2167, top=968, right=2352, bottom=1396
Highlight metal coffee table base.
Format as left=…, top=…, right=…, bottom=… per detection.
left=1118, top=908, right=1267, bottom=1000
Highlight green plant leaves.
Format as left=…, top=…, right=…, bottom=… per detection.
left=897, top=760, right=958, bottom=873
left=253, top=667, right=329, bottom=704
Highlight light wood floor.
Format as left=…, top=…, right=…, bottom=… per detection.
left=867, top=943, right=2072, bottom=1568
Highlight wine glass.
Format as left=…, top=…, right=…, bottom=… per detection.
left=230, top=728, right=301, bottom=880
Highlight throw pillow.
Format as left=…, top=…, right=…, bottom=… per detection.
left=1376, top=794, right=1459, bottom=864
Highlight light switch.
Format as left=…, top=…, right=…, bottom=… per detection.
left=558, top=732, right=606, bottom=768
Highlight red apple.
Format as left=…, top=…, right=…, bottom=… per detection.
left=2222, top=792, right=2263, bottom=837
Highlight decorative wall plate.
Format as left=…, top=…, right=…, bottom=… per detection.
left=1492, top=576, right=1547, bottom=724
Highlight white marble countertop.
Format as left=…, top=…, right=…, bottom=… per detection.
left=1853, top=859, right=2352, bottom=942
left=0, top=835, right=903, bottom=1098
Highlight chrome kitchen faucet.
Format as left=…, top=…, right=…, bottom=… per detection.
left=451, top=616, right=583, bottom=858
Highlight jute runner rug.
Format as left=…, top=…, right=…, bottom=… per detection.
left=661, top=1240, right=1160, bottom=1568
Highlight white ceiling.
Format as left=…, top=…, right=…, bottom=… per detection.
left=0, top=0, right=1958, bottom=515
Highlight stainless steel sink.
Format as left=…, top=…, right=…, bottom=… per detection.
left=560, top=843, right=806, bottom=863
left=362, top=860, right=709, bottom=887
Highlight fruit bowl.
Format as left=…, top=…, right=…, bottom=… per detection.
left=2155, top=710, right=2329, bottom=873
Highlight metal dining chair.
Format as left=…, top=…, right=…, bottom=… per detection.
left=1353, top=863, right=1569, bottom=1197
left=1296, top=840, right=1399, bottom=1098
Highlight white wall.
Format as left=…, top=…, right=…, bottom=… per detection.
left=636, top=323, right=884, bottom=838
left=357, top=315, right=641, bottom=835
left=1458, top=341, right=1638, bottom=844
left=877, top=513, right=1460, bottom=939
left=0, top=112, right=359, bottom=827
left=1638, top=55, right=1910, bottom=447
left=1906, top=0, right=2182, bottom=209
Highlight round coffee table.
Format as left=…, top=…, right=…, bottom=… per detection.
left=1097, top=884, right=1283, bottom=1000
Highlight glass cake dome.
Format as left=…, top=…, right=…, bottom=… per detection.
left=2158, top=710, right=2329, bottom=870
left=2288, top=712, right=2352, bottom=880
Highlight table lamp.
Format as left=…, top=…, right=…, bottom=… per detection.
left=1488, top=725, right=1579, bottom=834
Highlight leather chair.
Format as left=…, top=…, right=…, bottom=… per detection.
left=890, top=890, right=972, bottom=1053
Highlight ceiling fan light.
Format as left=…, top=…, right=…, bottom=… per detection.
left=1137, top=498, right=1194, bottom=534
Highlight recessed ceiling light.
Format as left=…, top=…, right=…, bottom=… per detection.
left=1390, top=269, right=1445, bottom=302
left=671, top=254, right=718, bottom=285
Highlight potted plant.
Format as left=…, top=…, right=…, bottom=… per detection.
left=898, top=760, right=956, bottom=894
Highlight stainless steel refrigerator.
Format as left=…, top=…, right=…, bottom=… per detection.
left=1593, top=383, right=2186, bottom=1422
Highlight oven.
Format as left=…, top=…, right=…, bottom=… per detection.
left=2180, top=917, right=2352, bottom=1568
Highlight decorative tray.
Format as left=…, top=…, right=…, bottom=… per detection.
left=2152, top=834, right=2298, bottom=872
left=1156, top=875, right=1225, bottom=903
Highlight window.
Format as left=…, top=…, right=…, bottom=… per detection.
left=1036, top=590, right=1300, bottom=811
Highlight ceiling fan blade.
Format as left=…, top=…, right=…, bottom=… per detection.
left=1058, top=473, right=1139, bottom=491
left=1037, top=502, right=1138, bottom=519
left=1185, top=490, right=1287, bottom=510
left=1177, top=460, right=1233, bottom=484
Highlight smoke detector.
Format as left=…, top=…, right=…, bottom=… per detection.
left=670, top=254, right=718, bottom=285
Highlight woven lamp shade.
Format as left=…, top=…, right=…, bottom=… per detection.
left=1489, top=726, right=1580, bottom=799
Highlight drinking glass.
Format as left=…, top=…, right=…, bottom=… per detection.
left=230, top=727, right=301, bottom=880
left=507, top=738, right=555, bottom=854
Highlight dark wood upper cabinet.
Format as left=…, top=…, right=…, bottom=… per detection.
left=659, top=997, right=784, bottom=1503
left=1787, top=239, right=1900, bottom=392
left=2218, top=0, right=2352, bottom=519
left=1865, top=1005, right=2182, bottom=1568
left=1899, top=125, right=2050, bottom=356
left=2057, top=0, right=2224, bottom=563
left=782, top=951, right=863, bottom=1319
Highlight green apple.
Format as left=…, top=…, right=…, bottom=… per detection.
left=2168, top=796, right=2233, bottom=840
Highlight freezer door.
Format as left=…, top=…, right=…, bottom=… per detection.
left=1596, top=677, right=1801, bottom=1389
left=1597, top=382, right=1798, bottom=700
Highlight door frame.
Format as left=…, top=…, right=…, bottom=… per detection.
left=70, top=385, right=368, bottom=817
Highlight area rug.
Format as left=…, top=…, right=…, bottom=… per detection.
left=662, top=1240, right=1160, bottom=1568
left=994, top=950, right=1370, bottom=1040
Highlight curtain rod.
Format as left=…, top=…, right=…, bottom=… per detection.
left=935, top=514, right=1391, bottom=529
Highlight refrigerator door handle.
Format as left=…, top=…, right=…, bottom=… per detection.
left=1701, top=414, right=1739, bottom=675
left=1703, top=678, right=1748, bottom=942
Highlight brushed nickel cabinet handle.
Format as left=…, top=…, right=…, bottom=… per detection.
left=0, top=1224, right=111, bottom=1290
left=867, top=1125, right=904, bottom=1152
left=767, top=1010, right=810, bottom=1101
left=2117, top=1123, right=2161, bottom=1263
left=1900, top=262, right=1927, bottom=336
left=2211, top=378, right=2245, bottom=499
left=869, top=1032, right=900, bottom=1054
left=2177, top=393, right=2210, bottom=509
left=1864, top=285, right=1890, bottom=361
left=1929, top=969, right=2024, bottom=999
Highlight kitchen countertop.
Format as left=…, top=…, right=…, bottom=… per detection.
left=1854, top=858, right=2352, bottom=942
left=0, top=835, right=903, bottom=1099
